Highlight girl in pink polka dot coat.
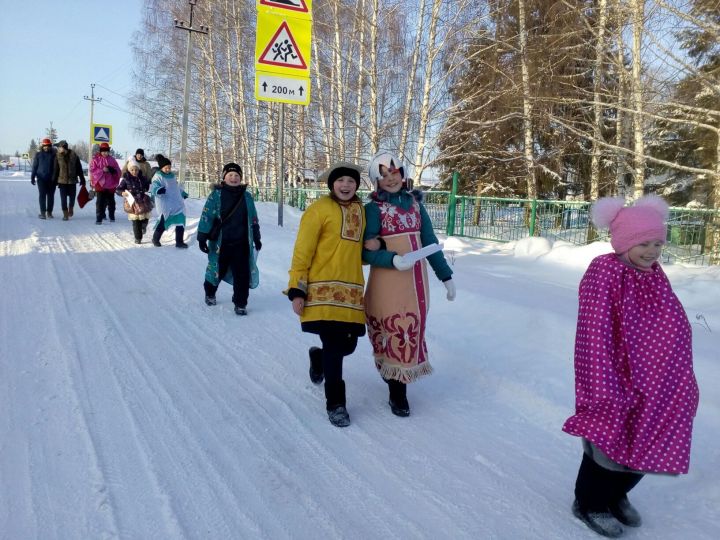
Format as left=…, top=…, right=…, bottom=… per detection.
left=562, top=195, right=699, bottom=538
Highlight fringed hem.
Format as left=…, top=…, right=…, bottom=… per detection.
left=376, top=360, right=433, bottom=384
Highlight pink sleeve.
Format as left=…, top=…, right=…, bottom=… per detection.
left=90, top=156, right=103, bottom=179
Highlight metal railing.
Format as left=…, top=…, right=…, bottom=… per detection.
left=182, top=180, right=720, bottom=266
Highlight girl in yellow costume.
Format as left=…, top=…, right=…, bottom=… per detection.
left=286, top=162, right=366, bottom=428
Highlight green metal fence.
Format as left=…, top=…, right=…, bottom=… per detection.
left=182, top=180, right=720, bottom=266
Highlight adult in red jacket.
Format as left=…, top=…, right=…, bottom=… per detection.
left=90, top=142, right=121, bottom=224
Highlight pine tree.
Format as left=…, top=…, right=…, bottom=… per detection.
left=45, top=126, right=58, bottom=143
left=647, top=0, right=719, bottom=206
left=437, top=0, right=618, bottom=199
left=28, top=139, right=38, bottom=161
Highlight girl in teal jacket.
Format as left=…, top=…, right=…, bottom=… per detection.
left=197, top=163, right=261, bottom=316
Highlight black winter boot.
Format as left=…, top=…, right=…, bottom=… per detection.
left=386, top=379, right=410, bottom=417
left=132, top=220, right=143, bottom=244
left=572, top=500, right=624, bottom=538
left=309, top=347, right=324, bottom=384
left=203, top=280, right=217, bottom=305
left=608, top=496, right=641, bottom=527
left=175, top=226, right=189, bottom=248
left=152, top=226, right=162, bottom=247
left=325, top=380, right=350, bottom=427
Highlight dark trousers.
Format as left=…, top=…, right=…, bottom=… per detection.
left=152, top=215, right=185, bottom=246
left=37, top=180, right=56, bottom=214
left=574, top=453, right=644, bottom=512
left=203, top=239, right=250, bottom=307
left=318, top=331, right=359, bottom=384
left=95, top=190, right=116, bottom=221
left=58, top=184, right=77, bottom=211
left=131, top=219, right=149, bottom=241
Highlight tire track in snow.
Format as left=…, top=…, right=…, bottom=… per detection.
left=46, top=233, right=189, bottom=539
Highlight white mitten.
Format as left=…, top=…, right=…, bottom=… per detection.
left=392, top=255, right=414, bottom=271
left=444, top=279, right=456, bottom=301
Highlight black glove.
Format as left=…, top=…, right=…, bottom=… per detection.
left=107, top=166, right=116, bottom=174
left=31, top=178, right=36, bottom=185
left=254, top=240, right=262, bottom=251
left=156, top=187, right=166, bottom=195
left=182, top=193, right=188, bottom=199
left=198, top=238, right=209, bottom=253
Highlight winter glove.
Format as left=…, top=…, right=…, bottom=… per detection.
left=443, top=279, right=456, bottom=301
left=182, top=193, right=188, bottom=199
left=254, top=240, right=262, bottom=252
left=31, top=178, right=36, bottom=185
left=156, top=187, right=166, bottom=195
left=198, top=238, right=209, bottom=253
left=392, top=255, right=414, bottom=271
left=107, top=166, right=116, bottom=174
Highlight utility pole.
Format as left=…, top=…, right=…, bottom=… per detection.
left=168, top=106, right=176, bottom=159
left=174, top=0, right=209, bottom=185
left=84, top=83, right=102, bottom=186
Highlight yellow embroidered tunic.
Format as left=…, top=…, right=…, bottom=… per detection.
left=287, top=195, right=366, bottom=325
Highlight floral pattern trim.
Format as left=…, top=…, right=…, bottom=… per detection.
left=377, top=201, right=420, bottom=235
left=307, top=281, right=364, bottom=311
left=340, top=202, right=363, bottom=241
left=367, top=313, right=429, bottom=366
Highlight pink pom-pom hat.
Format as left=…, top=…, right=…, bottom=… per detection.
left=590, top=194, right=670, bottom=254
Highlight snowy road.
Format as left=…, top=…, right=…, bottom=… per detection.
left=1, top=177, right=718, bottom=539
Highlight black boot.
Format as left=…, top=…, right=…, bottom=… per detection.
left=309, top=347, right=324, bottom=384
left=386, top=379, right=410, bottom=417
left=132, top=220, right=143, bottom=244
left=325, top=380, right=350, bottom=427
left=572, top=500, right=623, bottom=538
left=175, top=226, right=189, bottom=248
left=608, top=496, right=642, bottom=527
left=203, top=280, right=217, bottom=305
left=152, top=226, right=162, bottom=247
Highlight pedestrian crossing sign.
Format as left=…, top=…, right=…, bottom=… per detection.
left=255, top=11, right=311, bottom=77
left=91, top=124, right=112, bottom=145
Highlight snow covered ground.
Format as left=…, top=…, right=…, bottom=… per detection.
left=1, top=171, right=719, bottom=540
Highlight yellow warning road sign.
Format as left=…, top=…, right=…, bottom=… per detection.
left=255, top=11, right=311, bottom=78
left=257, top=0, right=312, bottom=20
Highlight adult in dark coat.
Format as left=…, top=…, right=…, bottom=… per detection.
left=52, top=140, right=86, bottom=220
left=31, top=138, right=57, bottom=219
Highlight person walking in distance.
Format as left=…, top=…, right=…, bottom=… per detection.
left=52, top=140, right=86, bottom=220
left=30, top=138, right=57, bottom=219
left=150, top=154, right=189, bottom=248
left=90, top=142, right=121, bottom=224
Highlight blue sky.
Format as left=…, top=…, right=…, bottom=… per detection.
left=0, top=0, right=152, bottom=158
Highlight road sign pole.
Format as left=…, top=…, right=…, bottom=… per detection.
left=278, top=102, right=285, bottom=227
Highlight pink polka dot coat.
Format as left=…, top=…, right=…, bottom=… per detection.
left=562, top=254, right=699, bottom=474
